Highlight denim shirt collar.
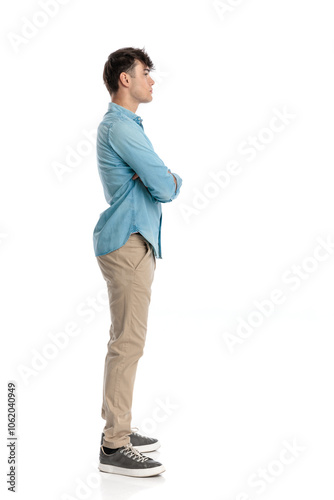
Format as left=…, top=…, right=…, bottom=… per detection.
left=108, top=101, right=143, bottom=126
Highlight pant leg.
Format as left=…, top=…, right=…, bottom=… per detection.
left=96, top=233, right=156, bottom=449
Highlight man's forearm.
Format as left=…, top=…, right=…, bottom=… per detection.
left=134, top=170, right=177, bottom=193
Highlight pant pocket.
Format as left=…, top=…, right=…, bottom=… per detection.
left=133, top=240, right=151, bottom=271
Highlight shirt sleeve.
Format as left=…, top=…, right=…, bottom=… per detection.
left=167, top=170, right=182, bottom=200
left=108, top=117, right=182, bottom=203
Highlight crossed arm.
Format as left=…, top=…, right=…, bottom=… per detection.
left=108, top=117, right=181, bottom=202
left=132, top=171, right=177, bottom=193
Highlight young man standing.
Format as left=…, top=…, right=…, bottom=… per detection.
left=93, top=47, right=182, bottom=477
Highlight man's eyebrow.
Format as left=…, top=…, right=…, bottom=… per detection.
left=143, top=68, right=150, bottom=72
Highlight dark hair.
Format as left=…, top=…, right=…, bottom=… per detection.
left=103, top=47, right=155, bottom=96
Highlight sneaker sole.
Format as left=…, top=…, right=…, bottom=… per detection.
left=133, top=441, right=161, bottom=453
left=98, top=463, right=166, bottom=477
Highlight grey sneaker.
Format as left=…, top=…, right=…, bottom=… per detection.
left=99, top=442, right=165, bottom=477
left=101, top=428, right=161, bottom=453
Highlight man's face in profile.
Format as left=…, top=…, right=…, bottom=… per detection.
left=128, top=59, right=155, bottom=104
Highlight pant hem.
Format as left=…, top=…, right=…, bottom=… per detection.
left=103, top=436, right=131, bottom=449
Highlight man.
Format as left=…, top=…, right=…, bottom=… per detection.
left=93, top=47, right=182, bottom=477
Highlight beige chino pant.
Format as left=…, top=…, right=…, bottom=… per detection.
left=96, top=233, right=156, bottom=449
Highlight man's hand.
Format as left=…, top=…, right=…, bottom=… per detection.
left=170, top=172, right=177, bottom=192
left=132, top=172, right=147, bottom=188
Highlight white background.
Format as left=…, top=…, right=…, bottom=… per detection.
left=1, top=0, right=334, bottom=499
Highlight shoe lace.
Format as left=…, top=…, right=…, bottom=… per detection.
left=120, top=442, right=149, bottom=462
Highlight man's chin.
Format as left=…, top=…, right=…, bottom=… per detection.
left=141, top=96, right=153, bottom=103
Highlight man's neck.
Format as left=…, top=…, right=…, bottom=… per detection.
left=111, top=97, right=139, bottom=114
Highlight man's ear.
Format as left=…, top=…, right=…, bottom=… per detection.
left=119, top=72, right=130, bottom=88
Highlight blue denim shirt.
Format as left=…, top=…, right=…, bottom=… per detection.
left=93, top=102, right=182, bottom=258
